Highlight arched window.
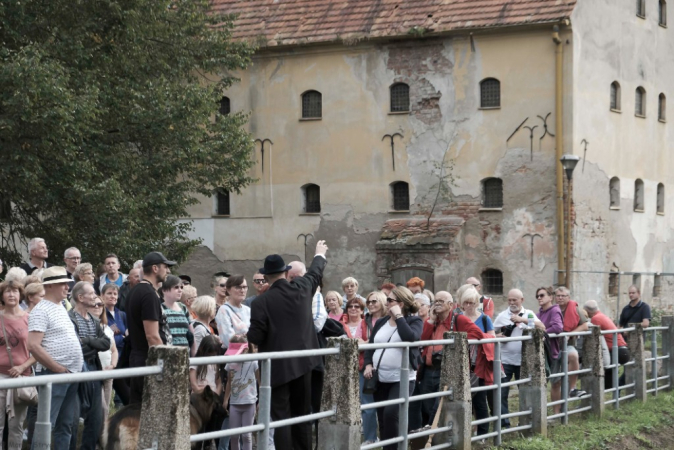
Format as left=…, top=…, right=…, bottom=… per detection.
left=481, top=269, right=503, bottom=295
left=480, top=78, right=501, bottom=108
left=390, top=181, right=410, bottom=211
left=610, top=177, right=621, bottom=208
left=659, top=93, right=667, bottom=121
left=660, top=0, right=667, bottom=25
left=637, top=0, right=646, bottom=17
left=634, top=179, right=645, bottom=211
left=302, top=184, right=321, bottom=213
left=635, top=87, right=646, bottom=117
left=301, top=90, right=322, bottom=119
left=482, top=178, right=503, bottom=208
left=216, top=188, right=230, bottom=216
left=610, top=82, right=621, bottom=111
left=390, top=83, right=410, bottom=112
left=219, top=96, right=230, bottom=115
left=657, top=183, right=665, bottom=214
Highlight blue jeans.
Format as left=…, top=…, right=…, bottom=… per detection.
left=217, top=416, right=230, bottom=450
left=70, top=362, right=103, bottom=450
left=500, top=364, right=520, bottom=428
left=418, top=367, right=441, bottom=426
left=32, top=369, right=79, bottom=450
left=359, top=371, right=378, bottom=442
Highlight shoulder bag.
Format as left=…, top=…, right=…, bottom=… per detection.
left=362, top=329, right=395, bottom=395
left=0, top=315, right=38, bottom=405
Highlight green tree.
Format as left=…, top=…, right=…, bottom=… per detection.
left=0, top=0, right=255, bottom=268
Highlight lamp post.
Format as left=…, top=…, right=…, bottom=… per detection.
left=560, top=154, right=580, bottom=288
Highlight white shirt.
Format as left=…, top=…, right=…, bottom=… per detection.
left=372, top=321, right=417, bottom=383
left=312, top=291, right=327, bottom=332
left=99, top=325, right=114, bottom=369
left=215, top=303, right=251, bottom=348
left=29, top=300, right=84, bottom=373
left=493, top=307, right=539, bottom=366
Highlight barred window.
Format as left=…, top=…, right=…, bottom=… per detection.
left=608, top=272, right=619, bottom=297
left=391, top=181, right=410, bottom=211
left=638, top=0, right=646, bottom=17
left=657, top=183, right=665, bottom=214
left=634, top=179, right=644, bottom=211
left=390, top=83, right=410, bottom=112
left=303, top=184, right=321, bottom=213
left=610, top=82, right=621, bottom=111
left=219, top=96, right=230, bottom=115
left=301, top=91, right=322, bottom=119
left=635, top=87, right=646, bottom=116
left=216, top=189, right=230, bottom=216
left=659, top=93, right=666, bottom=121
left=610, top=177, right=620, bottom=208
left=481, top=269, right=503, bottom=295
left=480, top=78, right=501, bottom=108
left=482, top=178, right=503, bottom=208
left=660, top=0, right=667, bottom=25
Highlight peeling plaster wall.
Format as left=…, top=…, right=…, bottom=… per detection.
left=182, top=29, right=568, bottom=310
left=570, top=0, right=674, bottom=316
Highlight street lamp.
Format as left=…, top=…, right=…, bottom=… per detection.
left=560, top=154, right=580, bottom=288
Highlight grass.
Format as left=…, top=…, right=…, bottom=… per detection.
left=492, top=390, right=674, bottom=450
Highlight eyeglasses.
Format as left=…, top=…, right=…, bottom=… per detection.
left=219, top=284, right=227, bottom=288
left=233, top=285, right=248, bottom=290
left=555, top=294, right=569, bottom=298
left=253, top=279, right=267, bottom=284
left=66, top=256, right=81, bottom=261
left=472, top=284, right=480, bottom=288
left=536, top=294, right=547, bottom=299
left=434, top=300, right=448, bottom=304
left=463, top=302, right=476, bottom=305
left=386, top=297, right=399, bottom=304
left=366, top=300, right=378, bottom=305
left=347, top=305, right=361, bottom=310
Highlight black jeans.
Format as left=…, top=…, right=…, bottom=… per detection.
left=500, top=364, right=520, bottom=428
left=418, top=366, right=441, bottom=426
left=271, top=371, right=312, bottom=450
left=609, top=347, right=631, bottom=389
left=373, top=380, right=415, bottom=450
left=472, top=379, right=490, bottom=435
left=129, top=352, right=147, bottom=404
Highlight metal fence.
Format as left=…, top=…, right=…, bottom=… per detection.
left=0, top=320, right=673, bottom=450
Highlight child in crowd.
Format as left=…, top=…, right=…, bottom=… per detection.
left=190, top=334, right=223, bottom=395
left=224, top=334, right=259, bottom=450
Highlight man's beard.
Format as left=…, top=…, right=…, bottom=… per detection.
left=509, top=304, right=522, bottom=313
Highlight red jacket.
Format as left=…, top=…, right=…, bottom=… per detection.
left=340, top=314, right=368, bottom=371
left=421, top=311, right=496, bottom=384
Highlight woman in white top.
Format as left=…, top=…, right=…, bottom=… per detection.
left=214, top=275, right=251, bottom=349
left=363, top=287, right=422, bottom=450
left=91, top=296, right=118, bottom=421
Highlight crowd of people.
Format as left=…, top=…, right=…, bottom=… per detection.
left=0, top=237, right=654, bottom=449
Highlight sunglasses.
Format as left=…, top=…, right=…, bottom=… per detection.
left=386, top=297, right=399, bottom=304
left=347, top=305, right=361, bottom=310
left=366, top=300, right=378, bottom=305
left=91, top=303, right=104, bottom=308
left=536, top=294, right=547, bottom=299
left=219, top=284, right=227, bottom=288
left=253, top=279, right=267, bottom=284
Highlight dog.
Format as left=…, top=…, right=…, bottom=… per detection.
left=103, top=386, right=226, bottom=450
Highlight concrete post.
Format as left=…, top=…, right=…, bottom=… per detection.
left=519, top=328, right=547, bottom=436
left=318, top=337, right=360, bottom=450
left=625, top=324, right=647, bottom=402
left=138, top=345, right=191, bottom=449
left=662, top=316, right=674, bottom=392
left=580, top=326, right=604, bottom=417
left=435, top=331, right=471, bottom=450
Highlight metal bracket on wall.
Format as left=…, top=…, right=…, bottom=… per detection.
left=581, top=139, right=589, bottom=172
left=537, top=112, right=555, bottom=150
left=254, top=138, right=273, bottom=173
left=297, top=233, right=314, bottom=263
left=522, top=233, right=543, bottom=268
left=523, top=125, right=538, bottom=161
left=382, top=133, right=403, bottom=171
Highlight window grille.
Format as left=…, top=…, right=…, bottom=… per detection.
left=390, top=83, right=410, bottom=112
left=216, top=189, right=230, bottom=215
left=392, top=182, right=410, bottom=211
left=480, top=78, right=501, bottom=108
left=608, top=273, right=619, bottom=297
left=483, top=178, right=503, bottom=208
left=610, top=82, right=621, bottom=110
left=660, top=0, right=667, bottom=25
left=635, top=87, right=645, bottom=116
left=481, top=269, right=503, bottom=295
left=219, top=96, right=230, bottom=115
left=657, top=183, right=665, bottom=214
left=609, top=177, right=620, bottom=208
left=304, top=184, right=321, bottom=213
left=659, top=94, right=666, bottom=121
left=302, top=91, right=322, bottom=119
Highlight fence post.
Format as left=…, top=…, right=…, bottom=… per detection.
left=519, top=328, right=547, bottom=436
left=580, top=326, right=605, bottom=417
left=662, top=316, right=674, bottom=392
left=318, top=337, right=360, bottom=450
left=138, top=345, right=191, bottom=449
left=435, top=331, right=471, bottom=450
left=625, top=324, right=647, bottom=403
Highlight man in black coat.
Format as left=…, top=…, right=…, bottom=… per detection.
left=247, top=240, right=328, bottom=450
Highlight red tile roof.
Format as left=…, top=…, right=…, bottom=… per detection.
left=212, top=0, right=577, bottom=47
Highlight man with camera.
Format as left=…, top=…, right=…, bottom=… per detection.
left=493, top=289, right=544, bottom=428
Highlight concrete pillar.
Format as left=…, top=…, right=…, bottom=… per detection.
left=435, top=331, right=471, bottom=450
left=519, top=328, right=547, bottom=436
left=662, top=316, right=674, bottom=392
left=318, top=337, right=361, bottom=450
left=138, top=345, right=191, bottom=449
left=580, top=326, right=604, bottom=417
left=625, top=324, right=647, bottom=402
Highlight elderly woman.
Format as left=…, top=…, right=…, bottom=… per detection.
left=191, top=296, right=220, bottom=350
left=360, top=292, right=387, bottom=445
left=4, top=268, right=27, bottom=284
left=324, top=290, right=344, bottom=321
left=414, top=293, right=431, bottom=322
left=180, top=285, right=198, bottom=320
left=0, top=280, right=37, bottom=449
left=363, top=287, right=422, bottom=450
left=73, top=263, right=95, bottom=283
left=342, top=277, right=365, bottom=304
left=21, top=282, right=44, bottom=312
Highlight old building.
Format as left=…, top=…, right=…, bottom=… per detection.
left=179, top=0, right=674, bottom=316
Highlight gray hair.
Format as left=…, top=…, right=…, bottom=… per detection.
left=423, top=289, right=435, bottom=303
left=5, top=267, right=27, bottom=283
left=73, top=263, right=93, bottom=282
left=414, top=293, right=431, bottom=306
left=64, top=247, right=80, bottom=258
left=71, top=281, right=93, bottom=303
left=341, top=277, right=359, bottom=288
left=555, top=286, right=571, bottom=296
left=583, top=300, right=599, bottom=314
left=28, top=238, right=45, bottom=253
left=133, top=260, right=143, bottom=269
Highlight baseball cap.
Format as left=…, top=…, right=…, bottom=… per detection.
left=142, top=251, right=176, bottom=268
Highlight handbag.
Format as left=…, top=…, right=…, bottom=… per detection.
left=362, top=330, right=395, bottom=395
left=0, top=315, right=38, bottom=405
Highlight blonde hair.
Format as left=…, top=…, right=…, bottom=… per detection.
left=391, top=286, right=419, bottom=316
left=460, top=287, right=480, bottom=305
left=25, top=283, right=45, bottom=298
left=192, top=295, right=216, bottom=319
left=455, top=284, right=474, bottom=305
left=365, top=291, right=387, bottom=315
left=341, top=277, right=359, bottom=289
left=324, top=290, right=343, bottom=308
left=181, top=285, right=197, bottom=303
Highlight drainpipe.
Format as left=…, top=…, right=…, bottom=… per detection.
left=553, top=25, right=565, bottom=286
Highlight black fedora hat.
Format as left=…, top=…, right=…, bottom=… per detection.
left=259, top=254, right=292, bottom=275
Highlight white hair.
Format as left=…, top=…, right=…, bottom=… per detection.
left=133, top=260, right=143, bottom=269
left=28, top=238, right=45, bottom=253
left=64, top=247, right=80, bottom=258
left=5, top=267, right=27, bottom=283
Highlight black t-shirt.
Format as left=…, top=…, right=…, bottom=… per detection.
left=619, top=301, right=652, bottom=328
left=126, top=282, right=167, bottom=356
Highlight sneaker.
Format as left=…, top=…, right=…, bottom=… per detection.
left=363, top=439, right=379, bottom=445
left=569, top=388, right=588, bottom=397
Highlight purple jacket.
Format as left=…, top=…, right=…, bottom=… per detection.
left=538, top=304, right=564, bottom=359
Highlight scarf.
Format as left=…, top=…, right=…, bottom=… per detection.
left=562, top=300, right=581, bottom=332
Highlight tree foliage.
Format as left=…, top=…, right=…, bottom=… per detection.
left=0, top=0, right=255, bottom=268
